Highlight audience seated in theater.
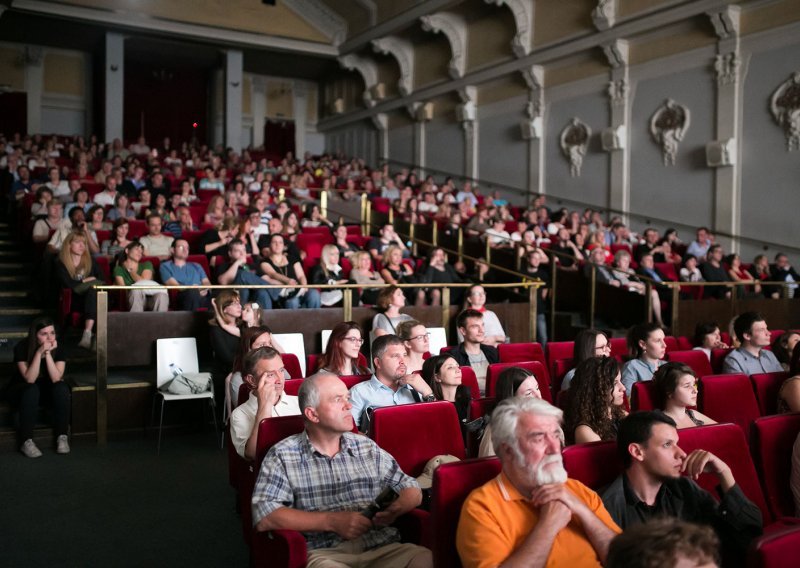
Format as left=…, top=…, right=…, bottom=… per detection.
left=332, top=224, right=359, bottom=260
left=585, top=246, right=617, bottom=286
left=621, top=323, right=666, bottom=397
left=32, top=201, right=63, bottom=244
left=44, top=166, right=70, bottom=201
left=457, top=284, right=506, bottom=347
left=792, top=432, right=800, bottom=516
left=63, top=186, right=90, bottom=219
left=778, top=343, right=800, bottom=414
left=144, top=193, right=172, bottom=225
left=56, top=231, right=104, bottom=350
left=281, top=210, right=300, bottom=242
left=450, top=309, right=500, bottom=394
left=10, top=317, right=70, bottom=458
left=551, top=227, right=585, bottom=269
left=159, top=238, right=212, bottom=311
left=351, top=250, right=386, bottom=307
left=380, top=245, right=424, bottom=306
left=112, top=241, right=168, bottom=312
left=457, top=397, right=620, bottom=568
left=137, top=213, right=173, bottom=260
left=520, top=248, right=551, bottom=345
left=700, top=245, right=731, bottom=299
left=613, top=250, right=664, bottom=326
left=204, top=195, right=225, bottom=226
left=725, top=253, right=759, bottom=298
left=479, top=367, right=543, bottom=458
left=566, top=357, right=627, bottom=444
left=209, top=290, right=244, bottom=401
left=230, top=347, right=300, bottom=461
left=421, top=354, right=470, bottom=424
left=226, top=325, right=285, bottom=418
left=561, top=329, right=612, bottom=391
left=218, top=238, right=278, bottom=310
left=772, top=331, right=800, bottom=372
left=31, top=186, right=54, bottom=218
left=252, top=372, right=432, bottom=567
left=770, top=252, right=800, bottom=299
left=396, top=319, right=430, bottom=374
left=691, top=321, right=728, bottom=361
left=751, top=254, right=775, bottom=297
left=686, top=227, right=713, bottom=261
left=606, top=518, right=719, bottom=568
left=634, top=228, right=668, bottom=264
left=421, top=247, right=466, bottom=306
left=92, top=176, right=119, bottom=207
left=86, top=204, right=110, bottom=233
left=48, top=207, right=99, bottom=255
left=722, top=311, right=782, bottom=376
left=372, top=285, right=412, bottom=337
left=308, top=244, right=348, bottom=307
left=368, top=223, right=409, bottom=261
left=315, top=321, right=368, bottom=377
left=301, top=202, right=333, bottom=229
left=106, top=193, right=136, bottom=222
left=652, top=362, right=716, bottom=428
left=679, top=254, right=704, bottom=284
left=601, top=412, right=762, bottom=561
left=349, top=334, right=435, bottom=432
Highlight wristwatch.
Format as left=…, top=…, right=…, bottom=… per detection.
left=423, top=393, right=436, bottom=402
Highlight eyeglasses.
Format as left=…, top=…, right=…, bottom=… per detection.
left=343, top=337, right=364, bottom=344
left=409, top=333, right=431, bottom=341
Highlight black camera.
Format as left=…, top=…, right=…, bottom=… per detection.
left=361, top=487, right=399, bottom=520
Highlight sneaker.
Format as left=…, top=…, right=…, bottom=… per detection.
left=21, top=439, right=42, bottom=458
left=56, top=435, right=70, bottom=454
left=78, top=330, right=92, bottom=350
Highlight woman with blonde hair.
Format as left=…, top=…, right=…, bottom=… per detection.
left=350, top=250, right=385, bottom=306
left=56, top=231, right=105, bottom=349
left=209, top=290, right=243, bottom=400
left=308, top=244, right=348, bottom=307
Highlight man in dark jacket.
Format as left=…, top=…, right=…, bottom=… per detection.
left=450, top=309, right=499, bottom=395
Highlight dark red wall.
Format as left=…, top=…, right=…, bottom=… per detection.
left=123, top=61, right=208, bottom=147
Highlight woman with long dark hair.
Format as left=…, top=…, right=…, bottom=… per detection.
left=565, top=357, right=627, bottom=445
left=421, top=354, right=470, bottom=423
left=9, top=317, right=70, bottom=457
left=478, top=367, right=543, bottom=457
left=652, top=362, right=716, bottom=429
left=560, top=328, right=611, bottom=391
left=316, top=321, right=368, bottom=376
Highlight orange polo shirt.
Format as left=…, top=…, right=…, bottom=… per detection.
left=456, top=473, right=621, bottom=568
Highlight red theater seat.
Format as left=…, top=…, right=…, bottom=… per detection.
left=458, top=366, right=481, bottom=399
left=747, top=525, right=800, bottom=568
left=667, top=350, right=714, bottom=378
left=609, top=337, right=628, bottom=362
left=750, top=372, right=790, bottom=416
left=664, top=336, right=678, bottom=353
left=698, top=373, right=760, bottom=434
left=497, top=342, right=545, bottom=365
left=562, top=440, right=622, bottom=491
left=546, top=341, right=574, bottom=378
left=710, top=347, right=732, bottom=374
left=630, top=380, right=659, bottom=411
left=750, top=413, right=800, bottom=519
left=280, top=353, right=303, bottom=380
left=484, top=361, right=551, bottom=402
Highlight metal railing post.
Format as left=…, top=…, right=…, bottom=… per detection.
left=645, top=281, right=653, bottom=323
left=549, top=258, right=557, bottom=342
left=529, top=284, right=538, bottom=343
left=457, top=228, right=464, bottom=263
left=96, top=290, right=108, bottom=446
left=360, top=193, right=367, bottom=235
left=320, top=189, right=328, bottom=218
left=589, top=264, right=597, bottom=329
left=442, top=287, right=451, bottom=343
left=342, top=288, right=353, bottom=321
left=671, top=285, right=680, bottom=335
left=485, top=237, right=491, bottom=265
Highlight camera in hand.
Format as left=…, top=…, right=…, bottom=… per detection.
left=361, top=487, right=399, bottom=519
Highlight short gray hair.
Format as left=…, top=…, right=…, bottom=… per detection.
left=298, top=370, right=338, bottom=413
left=490, top=397, right=564, bottom=457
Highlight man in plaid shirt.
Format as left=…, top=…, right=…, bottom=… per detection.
left=252, top=371, right=432, bottom=567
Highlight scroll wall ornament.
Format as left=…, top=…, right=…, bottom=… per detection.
left=593, top=0, right=617, bottom=31
left=649, top=99, right=691, bottom=166
left=770, top=72, right=800, bottom=152
left=560, top=118, right=592, bottom=177
left=714, top=52, right=740, bottom=86
left=607, top=79, right=628, bottom=107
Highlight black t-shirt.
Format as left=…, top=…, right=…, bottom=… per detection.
left=257, top=234, right=301, bottom=264
left=523, top=266, right=551, bottom=312
left=13, top=340, right=66, bottom=384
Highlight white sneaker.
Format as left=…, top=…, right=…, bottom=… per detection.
left=56, top=435, right=70, bottom=454
left=78, top=330, right=92, bottom=350
left=21, top=439, right=42, bottom=458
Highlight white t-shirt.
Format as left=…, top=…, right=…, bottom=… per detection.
left=230, top=392, right=301, bottom=459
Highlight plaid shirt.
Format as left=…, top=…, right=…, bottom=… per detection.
left=251, top=431, right=419, bottom=551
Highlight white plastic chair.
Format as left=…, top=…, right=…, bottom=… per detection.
left=428, top=327, right=448, bottom=357
left=155, top=337, right=218, bottom=453
left=272, top=332, right=307, bottom=377
left=320, top=329, right=333, bottom=353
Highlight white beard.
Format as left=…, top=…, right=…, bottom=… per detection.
left=533, top=454, right=569, bottom=485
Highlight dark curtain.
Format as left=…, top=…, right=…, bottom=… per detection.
left=263, top=120, right=295, bottom=158
left=0, top=92, right=27, bottom=136
left=123, top=61, right=208, bottom=147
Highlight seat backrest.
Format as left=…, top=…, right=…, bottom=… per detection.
left=281, top=353, right=303, bottom=380
left=283, top=378, right=303, bottom=396
left=339, top=374, right=371, bottom=389
left=750, top=372, right=790, bottom=416
left=428, top=327, right=448, bottom=358
left=750, top=413, right=800, bottom=519
left=237, top=382, right=250, bottom=406
left=609, top=337, right=628, bottom=362
left=746, top=523, right=800, bottom=568
left=430, top=458, right=502, bottom=568
left=369, top=401, right=466, bottom=477
left=666, top=350, right=714, bottom=378
left=272, top=333, right=307, bottom=377
left=186, top=254, right=211, bottom=279
left=497, top=342, right=545, bottom=364
left=654, top=262, right=678, bottom=282
left=155, top=337, right=200, bottom=389
left=630, top=380, right=659, bottom=411
left=677, top=423, right=772, bottom=523
left=698, top=373, right=760, bottom=434
left=664, top=336, right=678, bottom=353
left=676, top=336, right=694, bottom=351
left=255, top=415, right=306, bottom=465
left=458, top=367, right=481, bottom=400
left=484, top=361, right=551, bottom=403
left=562, top=440, right=623, bottom=491
left=710, top=347, right=732, bottom=374
left=546, top=341, right=574, bottom=377
left=467, top=397, right=497, bottom=458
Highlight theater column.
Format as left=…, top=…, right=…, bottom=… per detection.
left=458, top=86, right=478, bottom=182
left=602, top=40, right=631, bottom=223
left=411, top=102, right=432, bottom=177
left=104, top=33, right=124, bottom=143
left=252, top=76, right=267, bottom=148
left=372, top=113, right=389, bottom=163
left=521, top=65, right=545, bottom=199
left=709, top=7, right=743, bottom=253
left=224, top=50, right=243, bottom=154
left=24, top=47, right=44, bottom=135
left=294, top=81, right=307, bottom=159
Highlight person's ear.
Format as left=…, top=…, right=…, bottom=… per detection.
left=303, top=406, right=319, bottom=423
left=629, top=442, right=646, bottom=463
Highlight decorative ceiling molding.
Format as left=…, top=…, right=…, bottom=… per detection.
left=354, top=0, right=377, bottom=27
left=485, top=0, right=534, bottom=57
left=602, top=39, right=629, bottom=68
left=11, top=0, right=338, bottom=56
left=593, top=0, right=617, bottom=31
left=420, top=11, right=467, bottom=79
left=372, top=36, right=415, bottom=97
left=707, top=5, right=741, bottom=39
left=456, top=85, right=477, bottom=122
left=284, top=0, right=348, bottom=46
left=338, top=54, right=379, bottom=107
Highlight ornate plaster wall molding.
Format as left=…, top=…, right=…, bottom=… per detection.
left=770, top=72, right=800, bottom=152
left=456, top=86, right=477, bottom=122
left=338, top=54, right=380, bottom=107
left=607, top=79, right=628, bottom=107
left=372, top=36, right=415, bottom=97
left=485, top=0, right=534, bottom=57
left=592, top=0, right=617, bottom=31
left=371, top=112, right=388, bottom=131
left=714, top=52, right=740, bottom=86
left=284, top=0, right=348, bottom=45
left=559, top=118, right=592, bottom=177
left=649, top=99, right=691, bottom=166
left=707, top=6, right=741, bottom=40
left=420, top=11, right=468, bottom=79
left=602, top=39, right=629, bottom=69
left=521, top=65, right=544, bottom=116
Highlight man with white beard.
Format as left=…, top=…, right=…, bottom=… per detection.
left=456, top=397, right=620, bottom=568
